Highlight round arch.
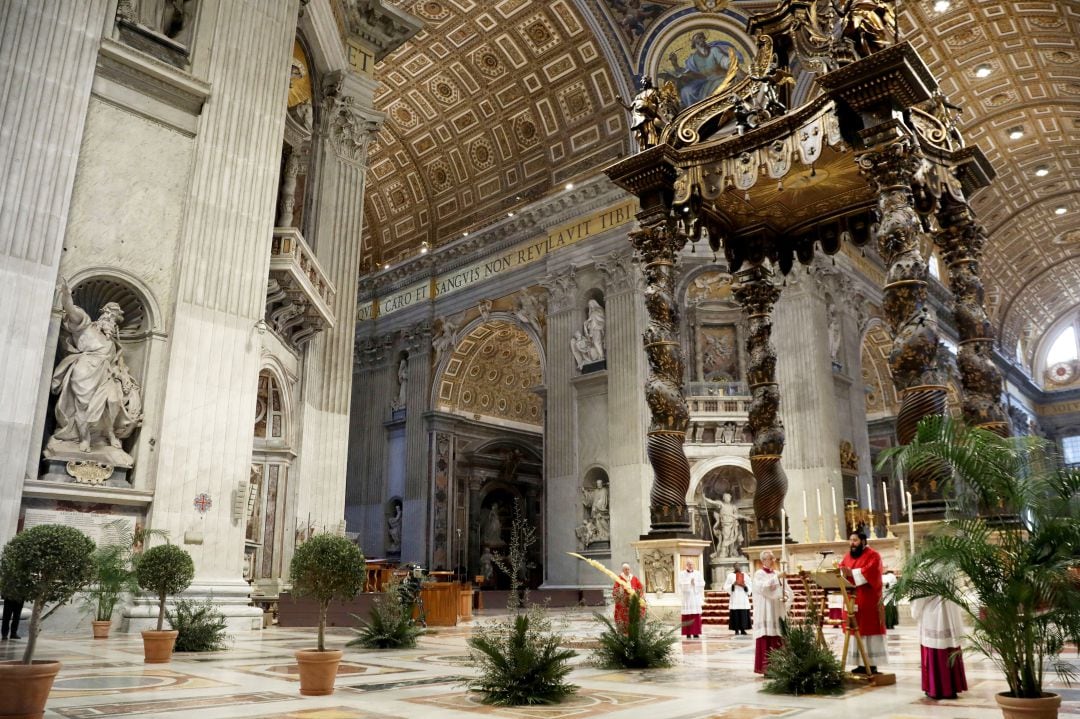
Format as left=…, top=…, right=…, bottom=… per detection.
left=687, top=455, right=752, bottom=503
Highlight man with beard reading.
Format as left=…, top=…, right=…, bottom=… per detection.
left=839, top=530, right=888, bottom=674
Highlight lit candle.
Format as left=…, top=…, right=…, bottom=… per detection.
left=816, top=487, right=823, bottom=523
left=906, top=491, right=915, bottom=555
left=881, top=480, right=891, bottom=519
left=803, top=490, right=808, bottom=521
left=831, top=485, right=838, bottom=517
left=866, top=481, right=874, bottom=512
left=900, top=478, right=907, bottom=515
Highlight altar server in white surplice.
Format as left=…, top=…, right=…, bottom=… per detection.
left=679, top=559, right=706, bottom=639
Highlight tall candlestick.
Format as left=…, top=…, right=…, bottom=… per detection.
left=781, top=508, right=787, bottom=565
left=906, top=491, right=915, bottom=556
left=882, top=480, right=896, bottom=538
left=816, top=487, right=825, bottom=543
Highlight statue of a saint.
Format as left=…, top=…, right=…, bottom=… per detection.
left=386, top=502, right=402, bottom=553
left=432, top=318, right=457, bottom=366
left=702, top=491, right=742, bottom=558
left=583, top=299, right=606, bottom=361
left=47, top=281, right=143, bottom=461
left=481, top=502, right=504, bottom=548
left=392, top=357, right=408, bottom=410
left=570, top=331, right=592, bottom=370
left=828, top=304, right=842, bottom=368
left=616, top=77, right=678, bottom=151
left=479, top=547, right=495, bottom=583
left=581, top=479, right=610, bottom=544
left=514, top=292, right=544, bottom=336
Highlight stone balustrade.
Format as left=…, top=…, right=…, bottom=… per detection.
left=686, top=385, right=752, bottom=445
left=267, top=227, right=337, bottom=346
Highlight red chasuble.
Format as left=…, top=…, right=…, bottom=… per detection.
left=613, top=575, right=645, bottom=627
left=839, top=546, right=886, bottom=637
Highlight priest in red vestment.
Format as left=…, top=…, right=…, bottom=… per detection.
left=839, top=530, right=888, bottom=673
left=613, top=562, right=645, bottom=630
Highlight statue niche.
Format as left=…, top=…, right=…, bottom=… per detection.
left=43, top=278, right=147, bottom=485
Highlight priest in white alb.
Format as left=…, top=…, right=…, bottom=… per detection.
left=678, top=558, right=705, bottom=638
left=752, top=550, right=791, bottom=674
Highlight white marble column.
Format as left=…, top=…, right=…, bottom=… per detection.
left=293, top=76, right=381, bottom=542
left=773, top=269, right=844, bottom=542
left=140, top=0, right=298, bottom=625
left=598, top=252, right=651, bottom=572
left=0, top=0, right=110, bottom=543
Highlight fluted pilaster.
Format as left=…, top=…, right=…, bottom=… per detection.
left=149, top=0, right=300, bottom=583
left=0, top=0, right=110, bottom=543
left=402, top=323, right=432, bottom=563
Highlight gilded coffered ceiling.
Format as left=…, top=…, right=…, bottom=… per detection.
left=363, top=0, right=1079, bottom=374
left=894, top=0, right=1079, bottom=362
left=361, top=0, right=630, bottom=270
left=436, top=320, right=544, bottom=426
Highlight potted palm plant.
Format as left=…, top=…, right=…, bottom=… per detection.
left=82, top=543, right=133, bottom=639
left=881, top=416, right=1080, bottom=719
left=0, top=524, right=95, bottom=719
left=288, top=533, right=365, bottom=696
left=134, top=543, right=195, bottom=663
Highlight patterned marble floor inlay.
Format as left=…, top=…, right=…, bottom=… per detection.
left=23, top=609, right=1079, bottom=719
left=52, top=691, right=293, bottom=718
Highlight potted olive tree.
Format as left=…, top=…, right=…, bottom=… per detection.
left=288, top=533, right=365, bottom=696
left=134, top=543, right=195, bottom=663
left=0, top=525, right=95, bottom=718
left=882, top=417, right=1080, bottom=719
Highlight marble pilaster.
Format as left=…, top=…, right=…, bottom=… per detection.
left=598, top=252, right=650, bottom=572
left=402, top=323, right=433, bottom=564
left=293, top=73, right=381, bottom=549
left=141, top=0, right=299, bottom=625
left=346, top=334, right=395, bottom=550
left=0, top=0, right=110, bottom=543
left=541, top=270, right=580, bottom=585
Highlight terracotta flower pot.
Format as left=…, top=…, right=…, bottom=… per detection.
left=91, top=620, right=112, bottom=640
left=141, top=630, right=179, bottom=664
left=995, top=691, right=1062, bottom=719
left=294, top=649, right=343, bottom=696
left=0, top=660, right=62, bottom=719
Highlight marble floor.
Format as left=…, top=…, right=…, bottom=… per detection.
left=3, top=608, right=1077, bottom=719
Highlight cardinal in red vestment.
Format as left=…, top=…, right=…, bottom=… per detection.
left=839, top=530, right=888, bottom=673
left=613, top=562, right=645, bottom=630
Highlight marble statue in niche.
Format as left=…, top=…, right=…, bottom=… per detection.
left=584, top=299, right=606, bottom=359
left=391, top=357, right=407, bottom=410
left=47, top=281, right=143, bottom=465
left=481, top=502, right=505, bottom=549
left=576, top=478, right=610, bottom=548
left=386, top=500, right=402, bottom=554
left=479, top=546, right=495, bottom=584
left=828, top=302, right=843, bottom=369
left=702, top=491, right=742, bottom=558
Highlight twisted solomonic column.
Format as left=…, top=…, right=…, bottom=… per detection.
left=935, top=193, right=1010, bottom=436
left=732, top=264, right=788, bottom=543
left=630, top=221, right=692, bottom=533
left=857, top=135, right=950, bottom=517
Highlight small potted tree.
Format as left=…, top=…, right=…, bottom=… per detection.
left=0, top=525, right=95, bottom=718
left=134, top=543, right=195, bottom=663
left=82, top=543, right=133, bottom=639
left=288, top=533, right=365, bottom=696
left=882, top=417, right=1080, bottom=719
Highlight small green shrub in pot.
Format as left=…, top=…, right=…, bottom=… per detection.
left=0, top=524, right=95, bottom=664
left=135, top=544, right=195, bottom=631
left=167, top=598, right=229, bottom=652
left=83, top=544, right=135, bottom=623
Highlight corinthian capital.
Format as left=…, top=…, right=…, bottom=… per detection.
left=322, top=73, right=380, bottom=165
left=595, top=250, right=640, bottom=295
left=541, top=269, right=578, bottom=314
